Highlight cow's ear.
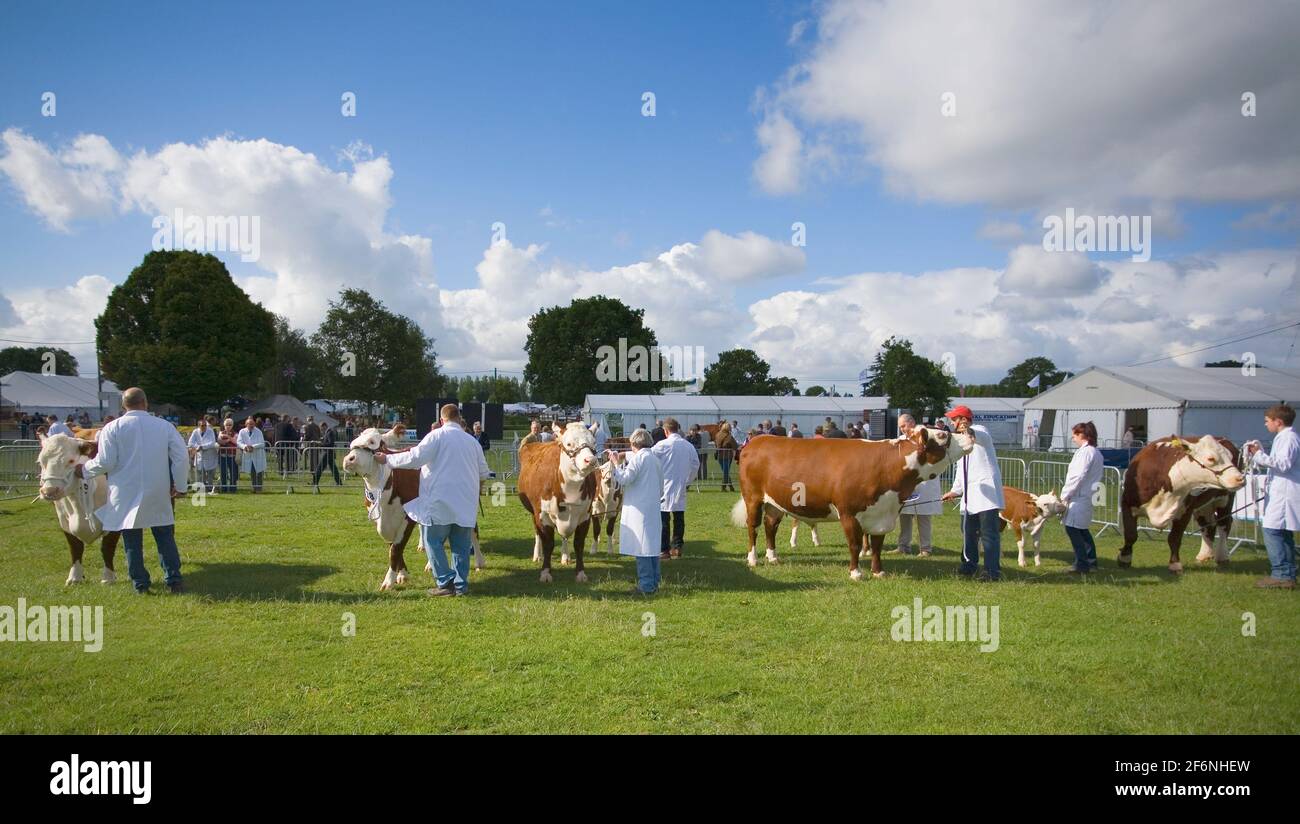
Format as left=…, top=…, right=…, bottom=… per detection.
left=912, top=426, right=929, bottom=448
left=552, top=422, right=564, bottom=436
left=589, top=422, right=600, bottom=434
left=77, top=439, right=95, bottom=456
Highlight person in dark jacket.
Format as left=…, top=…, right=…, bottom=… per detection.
left=472, top=420, right=492, bottom=452
left=313, top=421, right=343, bottom=486
left=651, top=419, right=667, bottom=443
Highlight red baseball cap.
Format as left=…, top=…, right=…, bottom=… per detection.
left=945, top=405, right=973, bottom=420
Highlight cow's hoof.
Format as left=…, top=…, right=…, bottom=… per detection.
left=1168, top=562, right=1184, bottom=574
left=475, top=559, right=486, bottom=571
left=1116, top=554, right=1132, bottom=568
left=65, top=563, right=84, bottom=585
left=872, top=571, right=888, bottom=580
left=1017, top=560, right=1027, bottom=568
left=849, top=568, right=863, bottom=581
left=101, top=568, right=116, bottom=584
left=539, top=569, right=553, bottom=583
left=575, top=570, right=588, bottom=583
left=765, top=550, right=779, bottom=565
left=1196, top=550, right=1214, bottom=563
left=1034, top=557, right=1041, bottom=567
left=746, top=551, right=758, bottom=568
left=380, top=569, right=398, bottom=591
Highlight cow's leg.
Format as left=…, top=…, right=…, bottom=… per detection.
left=472, top=527, right=485, bottom=571
left=64, top=532, right=86, bottom=585
left=789, top=520, right=799, bottom=548
left=841, top=514, right=865, bottom=580
left=745, top=497, right=764, bottom=568
left=574, top=519, right=590, bottom=583
left=382, top=520, right=417, bottom=590
left=539, top=524, right=556, bottom=583
left=1029, top=519, right=1044, bottom=566
left=607, top=514, right=618, bottom=549
left=1117, top=506, right=1137, bottom=567
left=868, top=533, right=886, bottom=578
left=1014, top=522, right=1027, bottom=567
left=560, top=533, right=570, bottom=566
left=763, top=506, right=781, bottom=564
left=1214, top=511, right=1232, bottom=567
left=99, top=531, right=120, bottom=583
left=590, top=515, right=602, bottom=552
left=810, top=524, right=820, bottom=547
left=1195, top=514, right=1216, bottom=564
left=532, top=529, right=543, bottom=564
left=1166, top=514, right=1190, bottom=574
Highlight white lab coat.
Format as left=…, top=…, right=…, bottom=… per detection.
left=236, top=426, right=267, bottom=472
left=81, top=410, right=188, bottom=531
left=385, top=422, right=491, bottom=528
left=611, top=448, right=664, bottom=557
left=651, top=432, right=699, bottom=512
left=901, top=477, right=943, bottom=516
left=188, top=427, right=219, bottom=470
left=1060, top=443, right=1104, bottom=528
left=48, top=421, right=74, bottom=436
left=948, top=424, right=1004, bottom=514
left=1253, top=427, right=1300, bottom=531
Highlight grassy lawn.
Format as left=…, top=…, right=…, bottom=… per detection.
left=0, top=487, right=1295, bottom=734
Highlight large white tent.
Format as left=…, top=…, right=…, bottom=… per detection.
left=0, top=372, right=119, bottom=421
left=583, top=394, right=889, bottom=436
left=1023, top=366, right=1299, bottom=448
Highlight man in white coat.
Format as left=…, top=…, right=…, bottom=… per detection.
left=236, top=416, right=267, bottom=493
left=188, top=417, right=219, bottom=494
left=608, top=428, right=665, bottom=594
left=1247, top=404, right=1298, bottom=589
left=47, top=415, right=73, bottom=437
left=376, top=404, right=490, bottom=597
left=77, top=388, right=188, bottom=594
left=895, top=414, right=941, bottom=556
left=941, top=404, right=1005, bottom=580
left=651, top=418, right=699, bottom=560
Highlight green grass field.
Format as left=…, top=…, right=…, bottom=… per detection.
left=1, top=488, right=1295, bottom=733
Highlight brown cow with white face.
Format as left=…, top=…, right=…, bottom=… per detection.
left=998, top=486, right=1066, bottom=567
left=731, top=426, right=973, bottom=579
left=517, top=422, right=600, bottom=582
left=1117, top=435, right=1246, bottom=573
left=35, top=433, right=120, bottom=584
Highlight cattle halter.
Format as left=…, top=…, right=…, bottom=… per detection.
left=1167, top=437, right=1241, bottom=479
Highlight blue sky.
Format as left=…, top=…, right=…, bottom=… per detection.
left=1, top=1, right=1297, bottom=385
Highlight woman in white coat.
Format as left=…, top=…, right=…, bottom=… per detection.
left=606, top=428, right=665, bottom=594
left=1060, top=421, right=1104, bottom=573
left=188, top=417, right=219, bottom=493
left=235, top=416, right=267, bottom=493
left=895, top=413, right=942, bottom=555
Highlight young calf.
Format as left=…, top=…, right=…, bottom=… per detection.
left=998, top=486, right=1067, bottom=567
left=589, top=461, right=623, bottom=553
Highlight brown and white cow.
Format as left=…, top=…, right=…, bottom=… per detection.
left=1117, top=435, right=1245, bottom=573
left=998, top=486, right=1066, bottom=567
left=343, top=427, right=485, bottom=590
left=35, top=433, right=120, bottom=584
left=731, top=426, right=973, bottom=579
left=517, top=422, right=600, bottom=582
left=589, top=461, right=623, bottom=553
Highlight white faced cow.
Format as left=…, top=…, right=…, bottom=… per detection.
left=589, top=460, right=623, bottom=553
left=35, top=433, right=120, bottom=584
left=517, top=422, right=600, bottom=582
left=343, top=427, right=484, bottom=590
left=998, top=486, right=1067, bottom=567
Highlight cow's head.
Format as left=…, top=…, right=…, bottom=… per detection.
left=554, top=421, right=598, bottom=482
left=1034, top=489, right=1068, bottom=520
left=1169, top=436, right=1245, bottom=492
left=343, top=428, right=385, bottom=476
left=595, top=460, right=618, bottom=504
left=35, top=433, right=94, bottom=501
left=905, top=425, right=974, bottom=479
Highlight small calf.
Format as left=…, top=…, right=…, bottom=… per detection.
left=589, top=462, right=623, bottom=553
left=998, top=486, right=1066, bottom=567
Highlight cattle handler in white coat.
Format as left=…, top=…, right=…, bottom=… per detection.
left=607, top=428, right=665, bottom=594
left=894, top=413, right=941, bottom=555
left=236, top=416, right=267, bottom=492
left=77, top=388, right=189, bottom=594
left=651, top=418, right=699, bottom=559
left=375, top=404, right=490, bottom=597
left=188, top=417, right=219, bottom=494
left=1060, top=421, right=1104, bottom=573
left=941, top=404, right=1005, bottom=580
left=1247, top=403, right=1298, bottom=589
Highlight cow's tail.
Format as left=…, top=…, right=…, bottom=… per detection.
left=730, top=496, right=749, bottom=528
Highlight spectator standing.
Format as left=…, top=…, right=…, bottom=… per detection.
left=715, top=423, right=738, bottom=492
left=651, top=419, right=667, bottom=444
left=313, top=421, right=343, bottom=487
left=238, top=416, right=267, bottom=493
left=895, top=414, right=940, bottom=556
left=789, top=422, right=803, bottom=438
left=686, top=424, right=708, bottom=480
left=187, top=417, right=219, bottom=493
left=217, top=418, right=240, bottom=493
left=47, top=415, right=73, bottom=437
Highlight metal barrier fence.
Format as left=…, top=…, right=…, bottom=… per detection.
left=1025, top=459, right=1125, bottom=539
left=0, top=443, right=40, bottom=500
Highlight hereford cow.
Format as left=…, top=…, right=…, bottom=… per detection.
left=517, top=421, right=600, bottom=582
left=998, top=486, right=1066, bottom=567
left=35, top=433, right=120, bottom=584
left=731, top=426, right=973, bottom=579
left=589, top=461, right=623, bottom=553
left=343, top=427, right=484, bottom=590
left=1117, top=435, right=1245, bottom=573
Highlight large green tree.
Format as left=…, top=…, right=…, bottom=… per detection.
left=260, top=315, right=326, bottom=398
left=864, top=336, right=956, bottom=418
left=523, top=296, right=666, bottom=405
left=310, top=288, right=444, bottom=412
left=998, top=356, right=1066, bottom=396
left=446, top=374, right=529, bottom=404
left=95, top=251, right=275, bottom=414
left=0, top=346, right=78, bottom=376
left=701, top=348, right=797, bottom=395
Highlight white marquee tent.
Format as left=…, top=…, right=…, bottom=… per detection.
left=583, top=394, right=889, bottom=436
left=1, top=372, right=120, bottom=421
left=1023, top=366, right=1299, bottom=448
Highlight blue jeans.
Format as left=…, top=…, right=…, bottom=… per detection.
left=121, top=525, right=182, bottom=591
left=1064, top=525, right=1097, bottom=570
left=422, top=523, right=473, bottom=593
left=635, top=555, right=660, bottom=594
left=1262, top=528, right=1297, bottom=581
left=219, top=455, right=238, bottom=492
left=718, top=458, right=733, bottom=485
left=960, top=509, right=1002, bottom=578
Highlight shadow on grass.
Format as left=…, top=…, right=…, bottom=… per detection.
left=182, top=561, right=342, bottom=602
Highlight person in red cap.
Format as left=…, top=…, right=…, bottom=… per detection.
left=941, top=404, right=1005, bottom=580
